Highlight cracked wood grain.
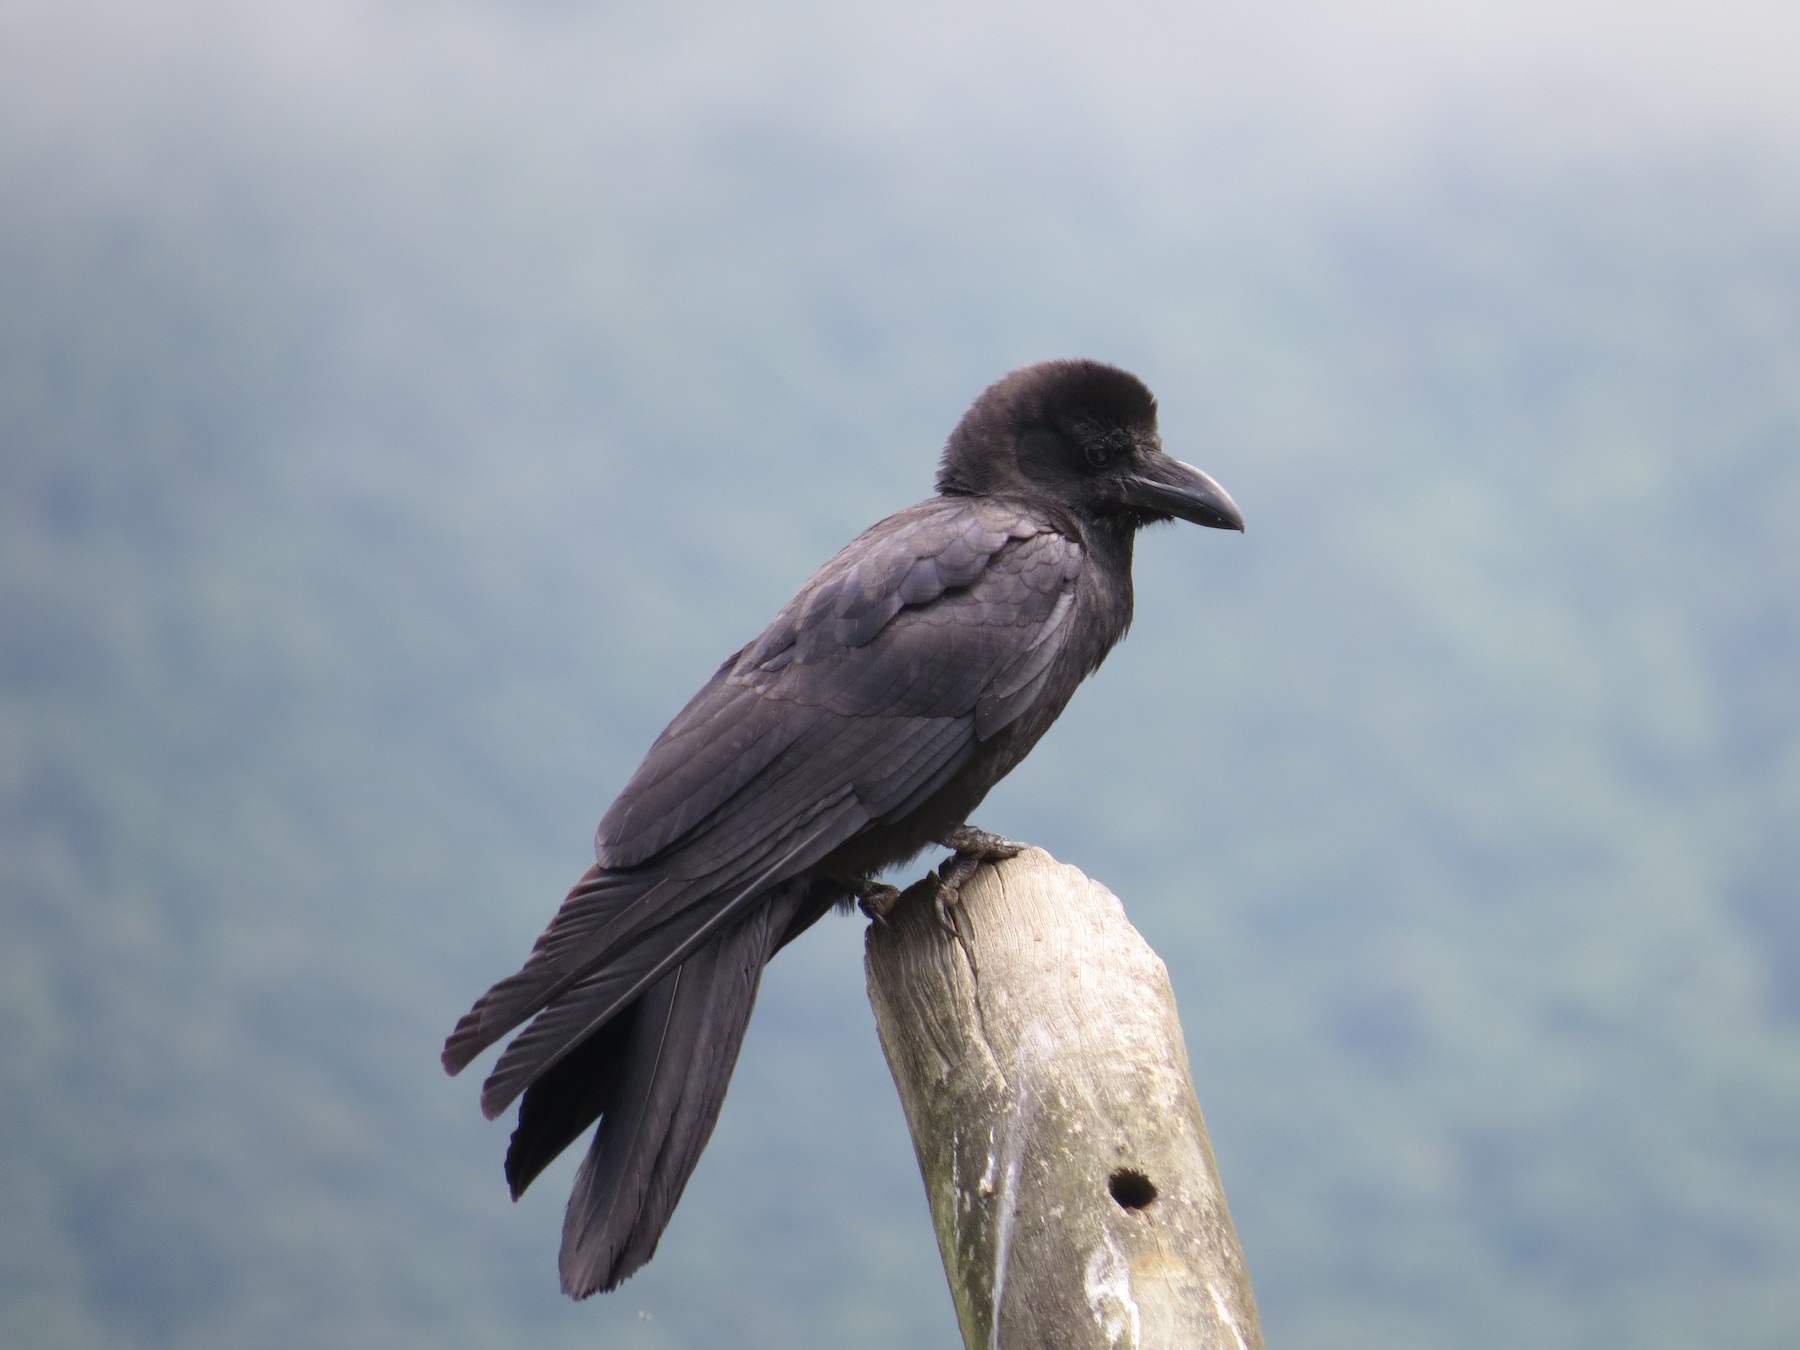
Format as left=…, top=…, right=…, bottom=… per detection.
left=865, top=847, right=1264, bottom=1350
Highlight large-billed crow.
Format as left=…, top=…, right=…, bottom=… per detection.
left=443, top=359, right=1243, bottom=1296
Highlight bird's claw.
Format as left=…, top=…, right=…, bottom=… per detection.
left=933, top=885, right=959, bottom=935
left=856, top=881, right=903, bottom=925
left=930, top=826, right=1025, bottom=934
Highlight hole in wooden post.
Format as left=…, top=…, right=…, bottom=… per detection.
left=1108, top=1168, right=1157, bottom=1211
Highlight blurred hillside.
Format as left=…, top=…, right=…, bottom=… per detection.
left=3, top=2, right=1798, bottom=1347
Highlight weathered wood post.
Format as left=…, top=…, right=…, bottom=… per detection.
left=865, top=846, right=1262, bottom=1350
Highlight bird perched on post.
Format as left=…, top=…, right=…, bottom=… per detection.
left=443, top=358, right=1243, bottom=1296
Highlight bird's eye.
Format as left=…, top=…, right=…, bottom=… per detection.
left=1085, top=442, right=1113, bottom=469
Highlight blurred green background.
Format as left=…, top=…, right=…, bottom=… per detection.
left=4, top=2, right=1798, bottom=1346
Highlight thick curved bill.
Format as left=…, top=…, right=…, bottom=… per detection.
left=1125, top=454, right=1245, bottom=531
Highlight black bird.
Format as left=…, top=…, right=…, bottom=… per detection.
left=443, top=359, right=1243, bottom=1296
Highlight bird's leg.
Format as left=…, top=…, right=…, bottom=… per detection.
left=931, top=825, right=1025, bottom=930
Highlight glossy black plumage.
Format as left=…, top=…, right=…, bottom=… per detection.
left=443, top=358, right=1243, bottom=1296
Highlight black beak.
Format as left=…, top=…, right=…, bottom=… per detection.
left=1124, top=454, right=1245, bottom=532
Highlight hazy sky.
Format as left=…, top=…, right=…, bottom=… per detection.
left=8, top=0, right=1800, bottom=194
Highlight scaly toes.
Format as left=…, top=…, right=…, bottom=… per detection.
left=936, top=825, right=1024, bottom=862
left=856, top=881, right=903, bottom=924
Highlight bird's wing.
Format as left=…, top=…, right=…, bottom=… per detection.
left=444, top=496, right=1087, bottom=1100
left=597, top=494, right=1086, bottom=869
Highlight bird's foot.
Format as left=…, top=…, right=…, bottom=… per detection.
left=937, top=825, right=1025, bottom=860
left=931, top=826, right=1025, bottom=932
left=855, top=880, right=904, bottom=924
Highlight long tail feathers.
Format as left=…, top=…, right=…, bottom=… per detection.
left=502, top=1011, right=635, bottom=1200
left=552, top=892, right=802, bottom=1296
left=445, top=799, right=864, bottom=1295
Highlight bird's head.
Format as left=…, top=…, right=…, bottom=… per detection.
left=936, top=359, right=1244, bottom=534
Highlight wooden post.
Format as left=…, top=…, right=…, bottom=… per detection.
left=865, top=847, right=1263, bottom=1350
